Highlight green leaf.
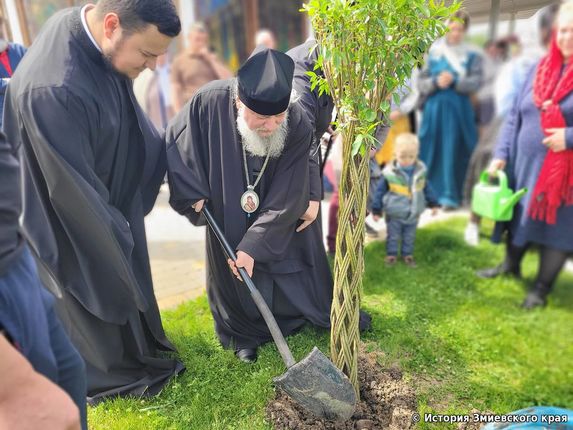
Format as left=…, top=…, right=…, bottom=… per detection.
left=351, top=134, right=364, bottom=157
left=365, top=109, right=377, bottom=122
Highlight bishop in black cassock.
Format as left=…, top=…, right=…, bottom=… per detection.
left=166, top=48, right=333, bottom=362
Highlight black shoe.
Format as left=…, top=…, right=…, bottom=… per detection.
left=235, top=348, right=257, bottom=363
left=476, top=263, right=521, bottom=279
left=521, top=292, right=547, bottom=309
left=522, top=283, right=550, bottom=310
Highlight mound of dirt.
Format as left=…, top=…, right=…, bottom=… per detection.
left=266, top=352, right=417, bottom=430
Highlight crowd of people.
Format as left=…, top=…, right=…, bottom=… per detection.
left=0, top=0, right=572, bottom=428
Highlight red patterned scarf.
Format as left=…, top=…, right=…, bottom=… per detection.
left=529, top=35, right=573, bottom=224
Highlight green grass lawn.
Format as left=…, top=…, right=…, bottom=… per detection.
left=88, top=217, right=573, bottom=429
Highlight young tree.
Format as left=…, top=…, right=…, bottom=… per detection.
left=304, top=0, right=459, bottom=396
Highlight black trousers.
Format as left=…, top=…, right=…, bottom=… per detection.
left=504, top=235, right=570, bottom=288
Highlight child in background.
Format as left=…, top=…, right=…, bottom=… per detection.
left=372, top=133, right=439, bottom=267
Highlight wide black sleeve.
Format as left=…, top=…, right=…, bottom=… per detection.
left=138, top=109, right=167, bottom=216
left=292, top=79, right=323, bottom=201
left=237, top=127, right=312, bottom=263
left=165, top=96, right=211, bottom=226
left=142, top=141, right=166, bottom=216
left=308, top=136, right=322, bottom=201
left=16, top=87, right=147, bottom=321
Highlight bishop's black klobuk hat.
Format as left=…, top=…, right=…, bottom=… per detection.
left=237, top=46, right=295, bottom=116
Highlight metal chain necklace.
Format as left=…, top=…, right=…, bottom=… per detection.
left=241, top=144, right=271, bottom=215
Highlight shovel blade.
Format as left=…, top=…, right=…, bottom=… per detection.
left=273, top=347, right=356, bottom=422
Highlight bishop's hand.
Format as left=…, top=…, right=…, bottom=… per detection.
left=296, top=201, right=320, bottom=232
left=228, top=251, right=254, bottom=281
left=192, top=199, right=205, bottom=213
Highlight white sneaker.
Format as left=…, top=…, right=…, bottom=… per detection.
left=464, top=222, right=479, bottom=246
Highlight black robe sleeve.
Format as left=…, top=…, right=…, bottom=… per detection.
left=140, top=114, right=167, bottom=216
left=289, top=41, right=334, bottom=202
left=17, top=87, right=147, bottom=320
left=166, top=98, right=211, bottom=226
left=308, top=135, right=322, bottom=202
left=237, top=126, right=312, bottom=263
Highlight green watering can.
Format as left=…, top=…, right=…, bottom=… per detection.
left=471, top=170, right=527, bottom=222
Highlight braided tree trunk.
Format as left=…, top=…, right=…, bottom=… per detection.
left=330, top=122, right=370, bottom=398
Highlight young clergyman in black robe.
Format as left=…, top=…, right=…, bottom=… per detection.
left=166, top=47, right=333, bottom=363
left=3, top=0, right=184, bottom=401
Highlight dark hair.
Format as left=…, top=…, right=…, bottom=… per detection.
left=539, top=3, right=559, bottom=47
left=96, top=0, right=181, bottom=37
left=451, top=10, right=471, bottom=30
left=539, top=3, right=559, bottom=30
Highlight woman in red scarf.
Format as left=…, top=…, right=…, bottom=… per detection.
left=478, top=2, right=573, bottom=309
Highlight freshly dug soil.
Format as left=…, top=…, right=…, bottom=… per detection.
left=266, top=352, right=417, bottom=430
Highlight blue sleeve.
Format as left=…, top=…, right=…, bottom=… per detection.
left=493, top=63, right=535, bottom=161
left=0, top=79, right=8, bottom=94
left=566, top=127, right=573, bottom=150
left=14, top=44, right=27, bottom=59
left=8, top=43, right=27, bottom=68
left=372, top=178, right=388, bottom=215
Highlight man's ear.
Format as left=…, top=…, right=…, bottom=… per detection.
left=103, top=13, right=121, bottom=42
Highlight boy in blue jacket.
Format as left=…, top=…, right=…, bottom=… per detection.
left=372, top=133, right=439, bottom=267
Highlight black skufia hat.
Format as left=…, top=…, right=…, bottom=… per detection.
left=237, top=46, right=294, bottom=116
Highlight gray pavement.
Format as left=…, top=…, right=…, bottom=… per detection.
left=145, top=185, right=206, bottom=310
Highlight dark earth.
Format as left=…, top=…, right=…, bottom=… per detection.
left=266, top=351, right=418, bottom=430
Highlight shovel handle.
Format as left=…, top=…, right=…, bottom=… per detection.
left=202, top=207, right=296, bottom=368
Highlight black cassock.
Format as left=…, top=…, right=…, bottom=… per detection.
left=286, top=40, right=334, bottom=288
left=3, top=8, right=184, bottom=401
left=287, top=39, right=335, bottom=189
left=287, top=39, right=334, bottom=139
left=287, top=41, right=372, bottom=333
left=166, top=80, right=332, bottom=350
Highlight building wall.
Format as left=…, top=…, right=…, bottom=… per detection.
left=194, top=0, right=309, bottom=70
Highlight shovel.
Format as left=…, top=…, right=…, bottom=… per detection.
left=202, top=207, right=356, bottom=421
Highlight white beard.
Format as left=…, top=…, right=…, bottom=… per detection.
left=236, top=107, right=289, bottom=158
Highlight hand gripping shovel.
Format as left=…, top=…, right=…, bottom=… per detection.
left=202, top=207, right=356, bottom=421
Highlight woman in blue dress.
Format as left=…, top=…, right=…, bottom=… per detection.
left=477, top=2, right=573, bottom=309
left=418, top=11, right=483, bottom=208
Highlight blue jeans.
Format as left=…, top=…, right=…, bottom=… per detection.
left=386, top=217, right=418, bottom=257
left=0, top=247, right=87, bottom=430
